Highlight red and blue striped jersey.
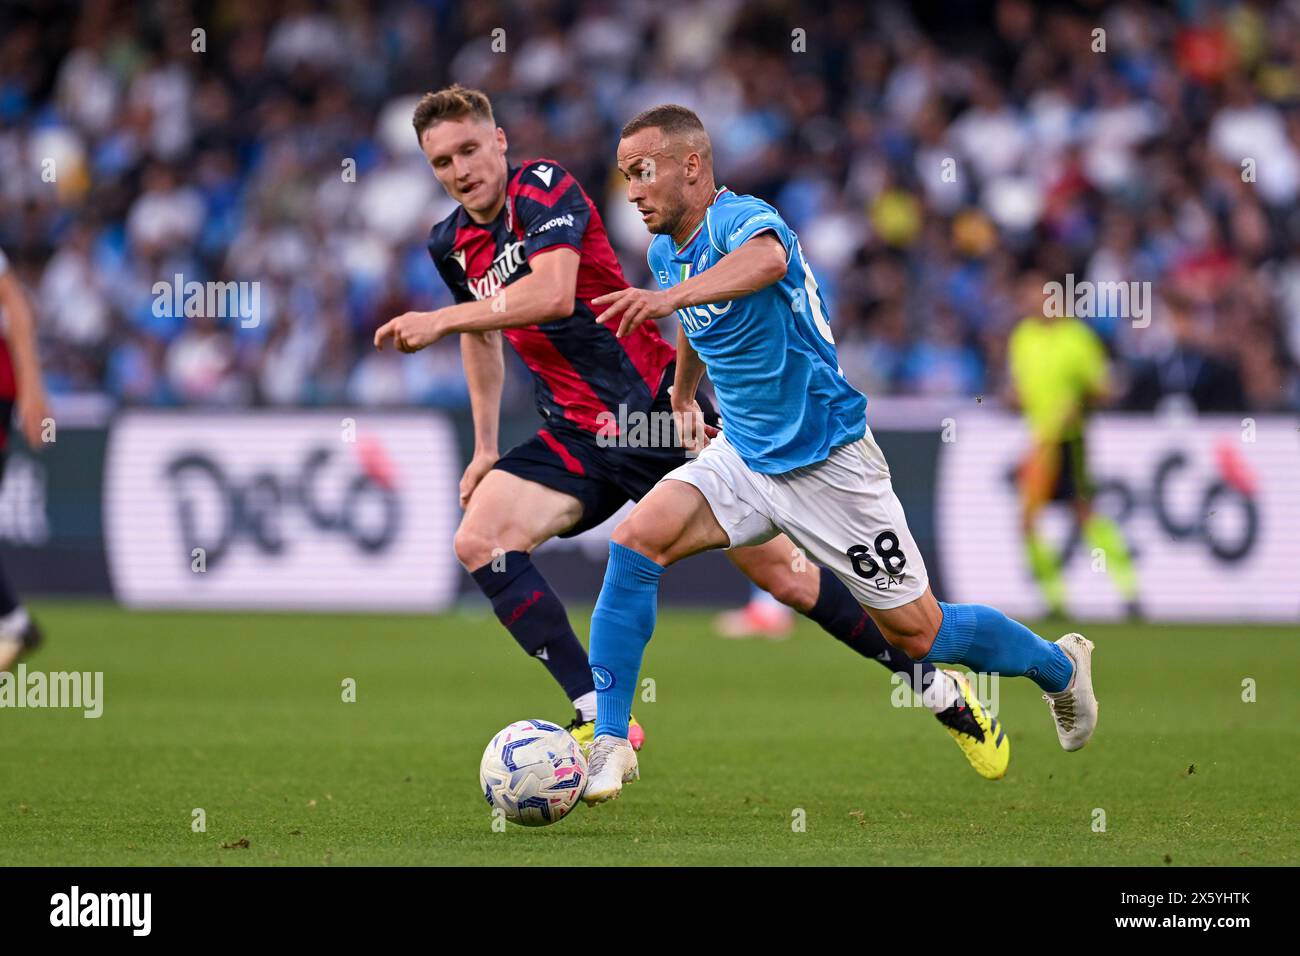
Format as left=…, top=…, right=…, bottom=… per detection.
left=427, top=159, right=675, bottom=434
left=0, top=246, right=16, bottom=402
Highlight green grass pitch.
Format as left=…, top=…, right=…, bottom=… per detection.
left=2, top=600, right=1296, bottom=866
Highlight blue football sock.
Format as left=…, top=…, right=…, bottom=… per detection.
left=590, top=542, right=664, bottom=739
left=923, top=602, right=1074, bottom=693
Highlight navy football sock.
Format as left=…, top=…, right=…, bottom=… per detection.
left=470, top=551, right=594, bottom=702
left=805, top=566, right=936, bottom=696
left=0, top=555, right=18, bottom=618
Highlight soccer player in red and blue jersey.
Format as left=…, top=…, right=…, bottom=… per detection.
left=0, top=245, right=49, bottom=674
left=375, top=85, right=1003, bottom=775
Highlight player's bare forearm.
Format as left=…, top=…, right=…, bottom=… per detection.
left=376, top=248, right=579, bottom=352
left=594, top=234, right=787, bottom=338
left=1086, top=378, right=1112, bottom=409
left=672, top=334, right=708, bottom=410
left=669, top=233, right=787, bottom=310
left=437, top=277, right=570, bottom=334
left=460, top=330, right=504, bottom=456
left=669, top=334, right=717, bottom=450
left=1002, top=379, right=1022, bottom=413
left=432, top=247, right=579, bottom=335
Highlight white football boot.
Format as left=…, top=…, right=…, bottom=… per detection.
left=1043, top=633, right=1097, bottom=751
left=582, top=735, right=639, bottom=805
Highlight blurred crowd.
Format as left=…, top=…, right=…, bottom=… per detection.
left=1, top=0, right=1298, bottom=413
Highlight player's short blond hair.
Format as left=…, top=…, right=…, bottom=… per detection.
left=412, top=84, right=496, bottom=142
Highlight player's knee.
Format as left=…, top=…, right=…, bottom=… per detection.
left=756, top=567, right=817, bottom=613
left=453, top=524, right=499, bottom=571
left=881, top=621, right=939, bottom=660
left=610, top=517, right=667, bottom=566
left=897, top=633, right=935, bottom=661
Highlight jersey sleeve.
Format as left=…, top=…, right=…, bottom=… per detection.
left=707, top=196, right=794, bottom=259
left=426, top=224, right=475, bottom=305
left=646, top=239, right=670, bottom=289
left=434, top=258, right=475, bottom=304
left=513, top=160, right=590, bottom=260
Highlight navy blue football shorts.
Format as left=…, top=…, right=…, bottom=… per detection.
left=492, top=374, right=718, bottom=537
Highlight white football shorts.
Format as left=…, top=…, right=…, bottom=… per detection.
left=661, top=424, right=929, bottom=610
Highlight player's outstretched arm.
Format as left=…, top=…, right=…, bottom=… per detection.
left=458, top=329, right=504, bottom=507
left=374, top=247, right=580, bottom=352
left=0, top=270, right=51, bottom=449
left=593, top=233, right=788, bottom=339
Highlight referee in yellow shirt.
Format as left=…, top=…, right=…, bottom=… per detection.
left=1007, top=273, right=1138, bottom=619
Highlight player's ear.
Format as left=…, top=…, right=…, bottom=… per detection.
left=683, top=149, right=701, bottom=184
left=495, top=127, right=508, bottom=155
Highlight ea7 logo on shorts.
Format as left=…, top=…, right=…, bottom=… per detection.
left=531, top=164, right=555, bottom=187
left=591, top=666, right=614, bottom=690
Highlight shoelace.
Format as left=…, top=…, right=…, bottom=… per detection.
left=564, top=712, right=588, bottom=733
left=937, top=701, right=986, bottom=742
left=587, top=739, right=618, bottom=776
left=1044, top=692, right=1076, bottom=732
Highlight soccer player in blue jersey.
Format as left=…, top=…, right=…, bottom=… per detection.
left=581, top=105, right=1098, bottom=802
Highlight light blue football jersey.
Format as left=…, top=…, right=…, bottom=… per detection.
left=648, top=187, right=866, bottom=474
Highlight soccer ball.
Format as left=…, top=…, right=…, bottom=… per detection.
left=479, top=719, right=587, bottom=827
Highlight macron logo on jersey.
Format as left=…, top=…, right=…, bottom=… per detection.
left=449, top=249, right=467, bottom=273
left=531, top=164, right=555, bottom=187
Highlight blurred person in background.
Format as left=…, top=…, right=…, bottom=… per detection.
left=1122, top=289, right=1247, bottom=412
left=714, top=584, right=795, bottom=639
left=0, top=246, right=50, bottom=673
left=1007, top=272, right=1139, bottom=619
left=1, top=0, right=1297, bottom=414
